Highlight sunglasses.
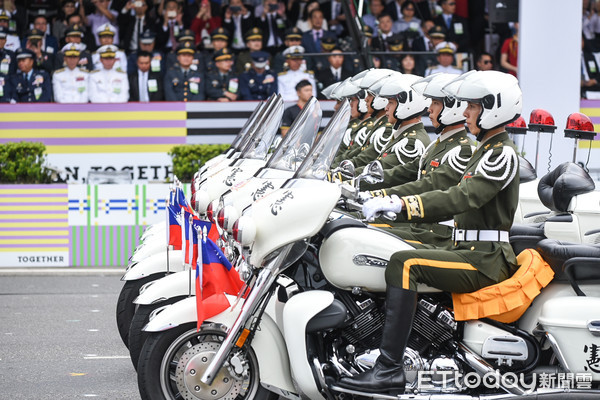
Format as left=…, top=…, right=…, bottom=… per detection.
left=447, top=2, right=456, bottom=5
left=482, top=60, right=492, bottom=65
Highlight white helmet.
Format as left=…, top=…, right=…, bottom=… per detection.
left=412, top=73, right=467, bottom=133
left=322, top=81, right=342, bottom=100
left=369, top=71, right=402, bottom=111
left=443, top=71, right=522, bottom=139
left=379, top=74, right=431, bottom=122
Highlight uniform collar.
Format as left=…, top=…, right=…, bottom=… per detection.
left=393, top=121, right=420, bottom=139
left=439, top=126, right=465, bottom=142
left=476, top=130, right=508, bottom=150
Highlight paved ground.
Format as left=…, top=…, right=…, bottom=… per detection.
left=0, top=268, right=141, bottom=399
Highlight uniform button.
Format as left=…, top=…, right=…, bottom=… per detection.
left=185, top=82, right=188, bottom=85
left=422, top=170, right=426, bottom=175
left=470, top=246, right=475, bottom=251
left=184, top=99, right=188, bottom=102
left=429, top=230, right=433, bottom=232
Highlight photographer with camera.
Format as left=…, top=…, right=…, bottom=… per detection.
left=118, top=0, right=156, bottom=53
left=156, top=0, right=183, bottom=52
left=223, top=0, right=254, bottom=52
left=25, top=29, right=56, bottom=73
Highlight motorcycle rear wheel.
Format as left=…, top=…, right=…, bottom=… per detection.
left=115, top=273, right=166, bottom=347
left=137, top=322, right=278, bottom=400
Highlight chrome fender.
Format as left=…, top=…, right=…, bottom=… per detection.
left=122, top=250, right=184, bottom=281
left=134, top=269, right=193, bottom=305
left=144, top=296, right=296, bottom=395
left=282, top=291, right=332, bottom=400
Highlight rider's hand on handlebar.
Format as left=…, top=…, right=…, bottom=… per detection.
left=357, top=191, right=372, bottom=203
left=362, top=195, right=404, bottom=222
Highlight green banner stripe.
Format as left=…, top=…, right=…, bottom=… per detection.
left=117, top=226, right=121, bottom=266
left=94, top=185, right=98, bottom=219
left=79, top=226, right=84, bottom=266
left=86, top=185, right=91, bottom=227
left=142, top=185, right=147, bottom=219
left=109, top=226, right=114, bottom=266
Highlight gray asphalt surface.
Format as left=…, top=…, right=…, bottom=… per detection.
left=0, top=268, right=140, bottom=399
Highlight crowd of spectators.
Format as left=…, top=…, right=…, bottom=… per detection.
left=0, top=0, right=519, bottom=104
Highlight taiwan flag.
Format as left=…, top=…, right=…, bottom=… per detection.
left=166, top=190, right=182, bottom=250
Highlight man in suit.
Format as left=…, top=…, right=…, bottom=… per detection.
left=117, top=0, right=156, bottom=53
left=222, top=0, right=255, bottom=52
left=126, top=30, right=165, bottom=76
left=28, top=14, right=59, bottom=56
left=129, top=50, right=164, bottom=102
left=10, top=48, right=52, bottom=102
left=24, top=29, right=56, bottom=74
left=315, top=48, right=350, bottom=99
left=156, top=0, right=184, bottom=53
left=164, top=42, right=205, bottom=101
left=432, top=0, right=469, bottom=52
left=257, top=0, right=287, bottom=56
left=320, top=0, right=347, bottom=38
left=301, top=9, right=330, bottom=54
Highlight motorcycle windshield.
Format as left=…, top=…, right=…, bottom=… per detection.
left=230, top=96, right=270, bottom=151
left=239, top=94, right=284, bottom=160
left=266, top=97, right=322, bottom=172
left=235, top=94, right=280, bottom=154
left=292, top=100, right=351, bottom=180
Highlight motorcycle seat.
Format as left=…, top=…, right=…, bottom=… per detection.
left=509, top=222, right=546, bottom=255
left=536, top=238, right=600, bottom=281
left=537, top=162, right=595, bottom=213
left=518, top=156, right=537, bottom=184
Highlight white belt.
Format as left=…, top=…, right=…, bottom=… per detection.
left=438, top=220, right=454, bottom=227
left=452, top=229, right=510, bottom=242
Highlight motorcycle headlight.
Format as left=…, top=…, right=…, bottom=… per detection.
left=193, top=189, right=210, bottom=214
left=217, top=205, right=239, bottom=233
left=232, top=215, right=256, bottom=246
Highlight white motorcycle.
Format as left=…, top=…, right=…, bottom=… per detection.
left=116, top=95, right=283, bottom=347
left=135, top=109, right=600, bottom=399
left=126, top=97, right=326, bottom=368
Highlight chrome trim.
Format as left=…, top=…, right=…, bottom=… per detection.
left=544, top=332, right=572, bottom=372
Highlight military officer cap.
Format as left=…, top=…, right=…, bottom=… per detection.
left=387, top=34, right=404, bottom=52
left=284, top=27, right=302, bottom=40
left=211, top=27, right=230, bottom=41
left=213, top=48, right=233, bottom=62
left=98, top=44, right=118, bottom=58
left=429, top=25, right=446, bottom=39
left=0, top=9, right=10, bottom=20
left=435, top=41, right=456, bottom=55
left=140, top=30, right=156, bottom=44
left=177, top=29, right=195, bottom=43
left=250, top=51, right=269, bottom=68
left=0, top=26, right=7, bottom=39
left=361, top=25, right=373, bottom=38
left=245, top=27, right=263, bottom=41
left=15, top=48, right=35, bottom=59
left=62, top=43, right=81, bottom=57
left=27, top=28, right=44, bottom=40
left=65, top=24, right=84, bottom=37
left=97, top=23, right=116, bottom=37
left=321, top=35, right=337, bottom=51
left=176, top=41, right=195, bottom=55
left=283, top=45, right=305, bottom=59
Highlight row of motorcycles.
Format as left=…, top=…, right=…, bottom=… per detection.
left=116, top=91, right=600, bottom=399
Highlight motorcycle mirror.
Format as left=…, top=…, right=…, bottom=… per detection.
left=338, top=160, right=355, bottom=179
left=365, top=160, right=384, bottom=183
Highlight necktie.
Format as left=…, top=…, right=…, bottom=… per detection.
left=137, top=18, right=143, bottom=47
left=445, top=15, right=451, bottom=29
left=169, top=22, right=177, bottom=49
left=315, top=31, right=321, bottom=52
left=183, top=70, right=188, bottom=80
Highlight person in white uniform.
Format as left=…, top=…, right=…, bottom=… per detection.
left=276, top=45, right=316, bottom=102
left=53, top=43, right=89, bottom=103
left=424, top=41, right=462, bottom=76
left=89, top=44, right=129, bottom=103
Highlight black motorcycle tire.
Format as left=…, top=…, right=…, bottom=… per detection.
left=128, top=296, right=187, bottom=370
left=115, top=273, right=166, bottom=348
left=137, top=322, right=278, bottom=400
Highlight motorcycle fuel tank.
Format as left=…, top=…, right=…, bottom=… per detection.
left=319, top=226, right=414, bottom=292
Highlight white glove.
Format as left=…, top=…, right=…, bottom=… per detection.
left=361, top=195, right=404, bottom=221
left=357, top=191, right=372, bottom=202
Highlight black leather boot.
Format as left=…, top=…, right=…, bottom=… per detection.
left=337, top=286, right=417, bottom=394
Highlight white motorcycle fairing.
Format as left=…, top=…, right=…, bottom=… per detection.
left=134, top=269, right=193, bottom=305
left=248, top=180, right=341, bottom=268
left=144, top=295, right=299, bottom=398
left=122, top=250, right=184, bottom=281
left=130, top=233, right=168, bottom=262
left=222, top=170, right=294, bottom=214
left=195, top=158, right=267, bottom=214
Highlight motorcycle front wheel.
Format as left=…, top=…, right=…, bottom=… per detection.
left=137, top=322, right=278, bottom=400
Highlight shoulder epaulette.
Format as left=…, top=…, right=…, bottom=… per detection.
left=90, top=69, right=100, bottom=73
left=53, top=67, right=65, bottom=73
left=277, top=71, right=287, bottom=76
left=116, top=68, right=125, bottom=73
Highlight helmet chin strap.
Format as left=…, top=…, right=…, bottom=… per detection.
left=393, top=120, right=401, bottom=130
left=476, top=129, right=488, bottom=142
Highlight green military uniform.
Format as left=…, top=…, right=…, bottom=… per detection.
left=357, top=121, right=431, bottom=175
left=333, top=116, right=374, bottom=166
left=367, top=128, right=474, bottom=247
left=385, top=131, right=520, bottom=293
left=346, top=118, right=394, bottom=170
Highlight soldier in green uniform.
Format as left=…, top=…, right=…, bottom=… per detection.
left=339, top=70, right=522, bottom=394
left=203, top=28, right=231, bottom=73
left=331, top=75, right=374, bottom=166
left=350, top=72, right=432, bottom=176
left=234, top=28, right=270, bottom=74
left=205, top=48, right=238, bottom=101
left=362, top=73, right=474, bottom=247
